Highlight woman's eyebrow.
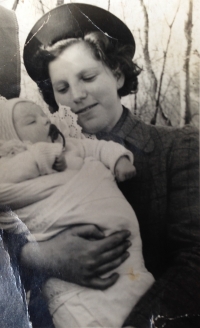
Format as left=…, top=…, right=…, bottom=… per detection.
left=79, top=67, right=98, bottom=75
left=52, top=80, right=68, bottom=87
left=52, top=68, right=99, bottom=86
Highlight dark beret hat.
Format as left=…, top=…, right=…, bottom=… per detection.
left=23, top=3, right=135, bottom=83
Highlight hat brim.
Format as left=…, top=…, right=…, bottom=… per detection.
left=23, top=3, right=135, bottom=83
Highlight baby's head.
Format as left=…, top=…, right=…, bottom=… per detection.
left=0, top=98, right=52, bottom=144
left=13, top=101, right=52, bottom=143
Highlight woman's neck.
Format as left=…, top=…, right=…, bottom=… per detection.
left=104, top=103, right=123, bottom=133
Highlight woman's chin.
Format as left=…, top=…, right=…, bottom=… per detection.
left=82, top=124, right=102, bottom=135
left=78, top=120, right=99, bottom=135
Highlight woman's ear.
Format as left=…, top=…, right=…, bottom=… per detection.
left=117, top=72, right=125, bottom=90
left=114, top=68, right=125, bottom=90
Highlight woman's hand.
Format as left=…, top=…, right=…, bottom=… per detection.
left=20, top=225, right=131, bottom=290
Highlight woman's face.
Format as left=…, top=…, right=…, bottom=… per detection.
left=49, top=42, right=124, bottom=134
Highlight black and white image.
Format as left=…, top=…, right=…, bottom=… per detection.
left=0, top=1, right=199, bottom=327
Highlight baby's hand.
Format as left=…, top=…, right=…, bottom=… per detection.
left=53, top=152, right=67, bottom=172
left=115, top=156, right=136, bottom=182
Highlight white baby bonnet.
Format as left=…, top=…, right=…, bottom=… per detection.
left=0, top=96, right=29, bottom=141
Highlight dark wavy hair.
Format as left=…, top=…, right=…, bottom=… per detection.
left=35, top=31, right=141, bottom=112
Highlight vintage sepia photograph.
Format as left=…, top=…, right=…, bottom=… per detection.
left=0, top=1, right=199, bottom=327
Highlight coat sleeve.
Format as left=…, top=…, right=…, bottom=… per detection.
left=123, top=125, right=200, bottom=328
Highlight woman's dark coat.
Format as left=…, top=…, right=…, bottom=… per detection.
left=97, top=107, right=200, bottom=328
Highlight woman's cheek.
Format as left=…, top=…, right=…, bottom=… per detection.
left=55, top=94, right=65, bottom=106
left=58, top=94, right=71, bottom=107
left=54, top=93, right=62, bottom=104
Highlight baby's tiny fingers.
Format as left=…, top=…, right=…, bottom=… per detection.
left=127, top=171, right=136, bottom=179
left=131, top=166, right=136, bottom=176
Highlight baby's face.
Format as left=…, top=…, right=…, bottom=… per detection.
left=13, top=102, right=52, bottom=143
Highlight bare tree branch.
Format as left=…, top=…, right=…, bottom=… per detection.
left=183, top=0, right=193, bottom=124
left=151, top=1, right=180, bottom=125
left=134, top=93, right=137, bottom=115
left=57, top=0, right=64, bottom=6
left=161, top=72, right=179, bottom=100
left=39, top=0, right=45, bottom=14
left=12, top=0, right=19, bottom=11
left=138, top=28, right=144, bottom=51
left=139, top=0, right=157, bottom=100
left=165, top=1, right=180, bottom=28
left=108, top=0, right=111, bottom=11
left=159, top=104, right=172, bottom=126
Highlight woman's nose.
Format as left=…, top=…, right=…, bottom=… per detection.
left=71, top=84, right=87, bottom=103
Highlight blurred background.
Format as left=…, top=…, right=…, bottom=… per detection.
left=1, top=0, right=199, bottom=127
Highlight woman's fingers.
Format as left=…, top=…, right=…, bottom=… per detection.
left=81, top=230, right=131, bottom=274
left=97, top=230, right=131, bottom=254
left=94, top=251, right=130, bottom=276
left=70, top=224, right=104, bottom=240
left=85, top=273, right=119, bottom=290
left=96, top=240, right=131, bottom=266
left=24, top=227, right=131, bottom=289
left=81, top=236, right=131, bottom=276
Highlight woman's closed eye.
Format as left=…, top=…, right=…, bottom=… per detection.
left=56, top=83, right=69, bottom=94
left=82, top=75, right=96, bottom=82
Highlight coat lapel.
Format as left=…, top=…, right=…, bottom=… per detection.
left=111, top=108, right=155, bottom=153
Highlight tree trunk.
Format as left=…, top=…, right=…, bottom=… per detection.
left=57, top=0, right=64, bottom=6
left=184, top=0, right=193, bottom=124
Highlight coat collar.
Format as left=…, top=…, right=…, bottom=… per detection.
left=97, top=107, right=154, bottom=153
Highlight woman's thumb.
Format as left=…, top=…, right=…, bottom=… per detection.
left=72, top=224, right=105, bottom=240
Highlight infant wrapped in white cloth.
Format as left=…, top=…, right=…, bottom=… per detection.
left=0, top=98, right=154, bottom=328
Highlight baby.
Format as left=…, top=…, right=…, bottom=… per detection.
left=0, top=98, right=154, bottom=328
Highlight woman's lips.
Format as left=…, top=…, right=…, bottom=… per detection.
left=76, top=103, right=98, bottom=115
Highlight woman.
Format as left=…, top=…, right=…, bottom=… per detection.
left=22, top=3, right=200, bottom=328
